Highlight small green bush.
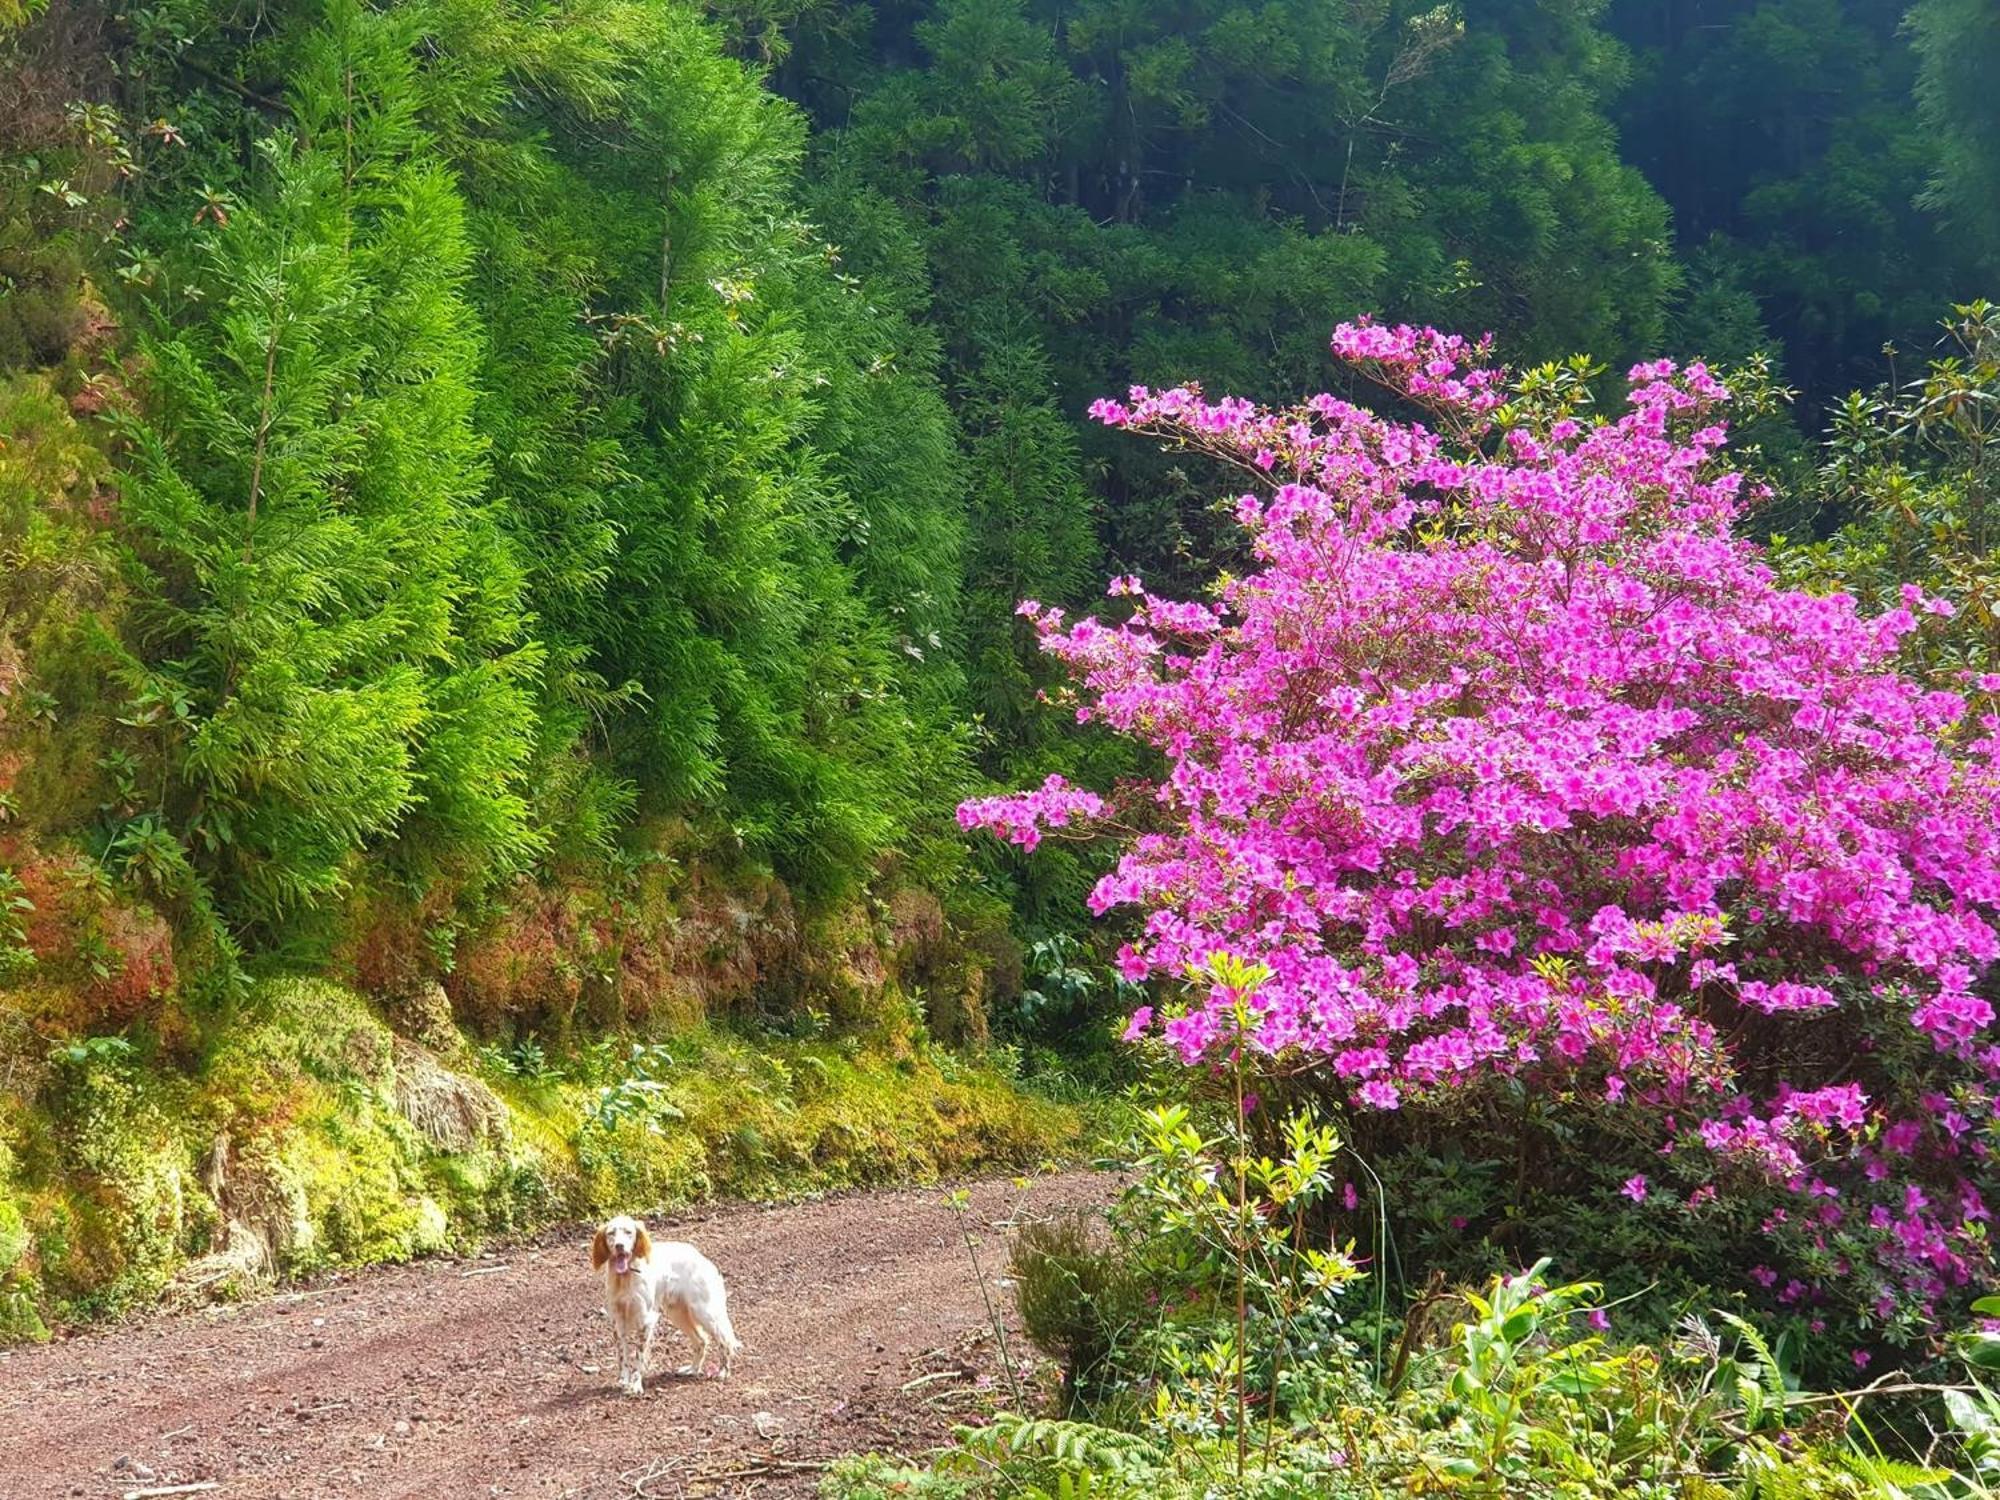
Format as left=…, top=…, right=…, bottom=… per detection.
left=1010, top=1211, right=1147, bottom=1415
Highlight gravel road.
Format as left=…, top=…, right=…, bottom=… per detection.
left=0, top=1171, right=1113, bottom=1500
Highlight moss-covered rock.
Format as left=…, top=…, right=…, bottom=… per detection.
left=0, top=1192, right=26, bottom=1277
left=0, top=1284, right=48, bottom=1342
left=0, top=1177, right=41, bottom=1341
left=21, top=1050, right=198, bottom=1322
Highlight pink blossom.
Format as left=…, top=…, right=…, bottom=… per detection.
left=1358, top=1079, right=1402, bottom=1111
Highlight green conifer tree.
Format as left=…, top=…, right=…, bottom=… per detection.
left=114, top=0, right=539, bottom=933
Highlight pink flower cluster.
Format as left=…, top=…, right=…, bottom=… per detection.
left=962, top=322, right=2000, bottom=1335
left=953, top=774, right=1103, bottom=853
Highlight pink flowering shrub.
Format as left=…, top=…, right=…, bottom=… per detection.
left=960, top=320, right=2000, bottom=1352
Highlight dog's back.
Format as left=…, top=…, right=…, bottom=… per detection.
left=645, top=1240, right=742, bottom=1373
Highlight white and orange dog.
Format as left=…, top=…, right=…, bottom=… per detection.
left=592, top=1215, right=742, bottom=1394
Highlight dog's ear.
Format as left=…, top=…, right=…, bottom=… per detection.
left=634, top=1225, right=652, bottom=1261
left=591, top=1228, right=610, bottom=1271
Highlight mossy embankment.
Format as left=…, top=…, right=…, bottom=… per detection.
left=0, top=836, right=1086, bottom=1344
left=0, top=972, right=1076, bottom=1343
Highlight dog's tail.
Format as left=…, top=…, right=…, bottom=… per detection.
left=714, top=1299, right=744, bottom=1356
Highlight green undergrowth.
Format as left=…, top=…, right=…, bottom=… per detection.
left=0, top=975, right=1078, bottom=1341
left=820, top=1105, right=2000, bottom=1500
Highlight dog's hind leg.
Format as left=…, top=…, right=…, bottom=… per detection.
left=708, top=1299, right=742, bottom=1379
left=695, top=1313, right=733, bottom=1378
left=664, top=1302, right=703, bottom=1375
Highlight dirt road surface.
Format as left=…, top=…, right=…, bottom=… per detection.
left=0, top=1171, right=1114, bottom=1500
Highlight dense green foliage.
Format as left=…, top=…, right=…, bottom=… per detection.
left=118, top=5, right=541, bottom=929
left=1777, top=300, right=2000, bottom=695
left=1909, top=0, right=2000, bottom=256
left=782, top=0, right=1681, bottom=766
left=90, top=0, right=984, bottom=926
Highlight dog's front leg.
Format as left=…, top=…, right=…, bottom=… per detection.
left=610, top=1322, right=629, bottom=1394
left=633, top=1310, right=657, bottom=1396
